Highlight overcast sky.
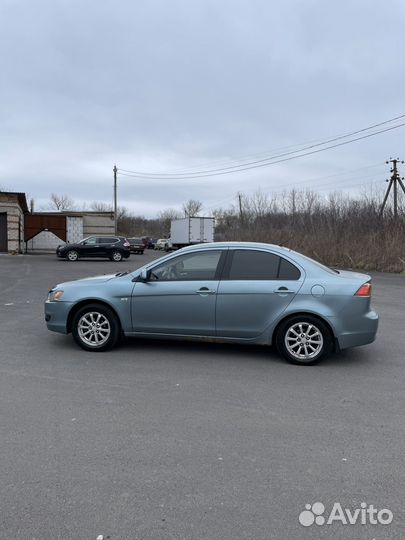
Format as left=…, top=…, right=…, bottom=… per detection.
left=0, top=0, right=403, bottom=216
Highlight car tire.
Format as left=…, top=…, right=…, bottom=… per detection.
left=111, top=250, right=123, bottom=262
left=66, top=250, right=79, bottom=261
left=72, top=303, right=121, bottom=352
left=275, top=315, right=334, bottom=365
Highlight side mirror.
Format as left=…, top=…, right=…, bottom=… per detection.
left=139, top=268, right=150, bottom=282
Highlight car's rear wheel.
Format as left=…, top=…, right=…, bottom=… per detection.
left=275, top=315, right=333, bottom=365
left=72, top=304, right=121, bottom=351
left=66, top=250, right=79, bottom=261
left=111, top=250, right=123, bottom=262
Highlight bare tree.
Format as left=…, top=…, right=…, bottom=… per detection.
left=182, top=199, right=203, bottom=217
left=49, top=193, right=75, bottom=211
left=90, top=201, right=112, bottom=212
left=157, top=208, right=182, bottom=235
left=89, top=200, right=128, bottom=219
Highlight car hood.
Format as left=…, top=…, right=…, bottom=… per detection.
left=54, top=273, right=121, bottom=289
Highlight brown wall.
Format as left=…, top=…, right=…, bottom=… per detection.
left=24, top=214, right=67, bottom=242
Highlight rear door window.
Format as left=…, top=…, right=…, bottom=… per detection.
left=226, top=250, right=301, bottom=280
left=97, top=237, right=117, bottom=244
left=228, top=250, right=280, bottom=280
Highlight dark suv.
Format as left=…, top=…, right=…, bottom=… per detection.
left=56, top=236, right=131, bottom=262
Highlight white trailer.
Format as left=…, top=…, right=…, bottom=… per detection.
left=170, top=217, right=215, bottom=248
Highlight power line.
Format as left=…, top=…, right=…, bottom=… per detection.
left=116, top=161, right=384, bottom=187
left=117, top=123, right=404, bottom=180
left=118, top=114, right=404, bottom=177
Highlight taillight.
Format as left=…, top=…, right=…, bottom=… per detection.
left=355, top=283, right=372, bottom=297
left=123, top=241, right=130, bottom=247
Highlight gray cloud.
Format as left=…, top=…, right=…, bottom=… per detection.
left=0, top=0, right=403, bottom=215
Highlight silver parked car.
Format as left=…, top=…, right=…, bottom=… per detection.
left=45, top=242, right=378, bottom=365
left=155, top=238, right=172, bottom=251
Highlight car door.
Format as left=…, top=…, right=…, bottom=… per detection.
left=97, top=237, right=118, bottom=257
left=131, top=249, right=226, bottom=336
left=215, top=249, right=304, bottom=339
left=80, top=236, right=102, bottom=257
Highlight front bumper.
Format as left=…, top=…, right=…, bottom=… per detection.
left=44, top=300, right=74, bottom=334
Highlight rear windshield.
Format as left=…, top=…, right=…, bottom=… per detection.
left=290, top=250, right=339, bottom=274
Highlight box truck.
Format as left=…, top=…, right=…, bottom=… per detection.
left=170, top=217, right=215, bottom=248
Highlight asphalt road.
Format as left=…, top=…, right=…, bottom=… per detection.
left=0, top=252, right=404, bottom=540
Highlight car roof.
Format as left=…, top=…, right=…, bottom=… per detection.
left=178, top=241, right=290, bottom=253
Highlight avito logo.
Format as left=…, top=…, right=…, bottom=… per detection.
left=299, top=502, right=393, bottom=527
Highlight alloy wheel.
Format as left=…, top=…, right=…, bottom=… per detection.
left=77, top=312, right=111, bottom=347
left=67, top=250, right=78, bottom=261
left=112, top=251, right=122, bottom=261
left=284, top=322, right=324, bottom=361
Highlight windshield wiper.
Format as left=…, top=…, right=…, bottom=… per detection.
left=115, top=271, right=129, bottom=277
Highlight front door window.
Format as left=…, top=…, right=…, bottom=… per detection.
left=150, top=251, right=222, bottom=281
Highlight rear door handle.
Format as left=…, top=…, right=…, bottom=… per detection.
left=196, top=287, right=216, bottom=295
left=274, top=287, right=295, bottom=294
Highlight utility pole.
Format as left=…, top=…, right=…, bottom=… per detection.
left=380, top=158, right=405, bottom=217
left=237, top=192, right=243, bottom=223
left=291, top=188, right=296, bottom=226
left=113, top=164, right=118, bottom=234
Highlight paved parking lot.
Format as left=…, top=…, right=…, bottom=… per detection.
left=0, top=252, right=404, bottom=540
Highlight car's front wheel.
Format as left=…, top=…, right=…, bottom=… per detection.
left=72, top=304, right=121, bottom=351
left=66, top=250, right=79, bottom=261
left=111, top=250, right=123, bottom=262
left=275, top=315, right=333, bottom=365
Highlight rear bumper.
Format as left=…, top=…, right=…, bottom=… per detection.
left=44, top=300, right=73, bottom=334
left=328, top=310, right=379, bottom=350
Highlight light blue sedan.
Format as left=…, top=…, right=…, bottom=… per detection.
left=45, top=242, right=378, bottom=365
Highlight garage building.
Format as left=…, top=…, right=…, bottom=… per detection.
left=0, top=191, right=115, bottom=253
left=0, top=192, right=29, bottom=253
left=25, top=211, right=115, bottom=252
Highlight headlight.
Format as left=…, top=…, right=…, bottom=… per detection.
left=48, top=289, right=64, bottom=301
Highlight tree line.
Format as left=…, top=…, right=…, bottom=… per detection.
left=45, top=189, right=405, bottom=272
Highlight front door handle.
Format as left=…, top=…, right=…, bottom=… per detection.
left=274, top=287, right=295, bottom=294
left=196, top=287, right=216, bottom=295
